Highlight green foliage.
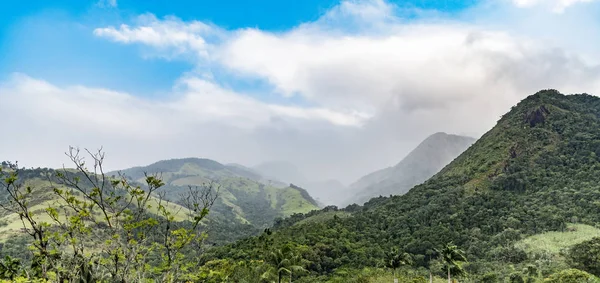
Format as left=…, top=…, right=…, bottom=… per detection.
left=0, top=255, right=21, bottom=280
left=544, top=268, right=600, bottom=283
left=264, top=243, right=307, bottom=283
left=384, top=247, right=413, bottom=277
left=566, top=237, right=600, bottom=277
left=0, top=148, right=218, bottom=282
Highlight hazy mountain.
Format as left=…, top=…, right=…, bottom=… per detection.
left=253, top=161, right=349, bottom=207
left=225, top=163, right=288, bottom=187
left=212, top=89, right=600, bottom=281
left=301, top=179, right=348, bottom=207
left=252, top=161, right=306, bottom=185
left=115, top=158, right=319, bottom=244
left=343, top=132, right=476, bottom=206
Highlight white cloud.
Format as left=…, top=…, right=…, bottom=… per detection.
left=94, top=14, right=223, bottom=60
left=511, top=0, right=598, bottom=12
left=0, top=73, right=367, bottom=170
left=7, top=0, right=600, bottom=190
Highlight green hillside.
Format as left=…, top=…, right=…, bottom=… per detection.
left=0, top=168, right=192, bottom=242
left=0, top=157, right=319, bottom=246
left=114, top=158, right=319, bottom=244
left=205, top=90, right=600, bottom=282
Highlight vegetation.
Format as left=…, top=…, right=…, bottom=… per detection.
left=5, top=89, right=600, bottom=282
left=0, top=148, right=219, bottom=282
left=201, top=90, right=600, bottom=281
left=116, top=158, right=319, bottom=244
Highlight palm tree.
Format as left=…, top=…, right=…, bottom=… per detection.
left=425, top=249, right=437, bottom=283
left=385, top=247, right=413, bottom=281
left=436, top=242, right=467, bottom=283
left=265, top=245, right=306, bottom=283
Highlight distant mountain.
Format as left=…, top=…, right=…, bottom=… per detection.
left=225, top=163, right=288, bottom=187
left=253, top=161, right=306, bottom=185
left=115, top=158, right=319, bottom=244
left=253, top=161, right=350, bottom=207
left=343, top=132, right=475, bottom=205
left=301, top=179, right=348, bottom=207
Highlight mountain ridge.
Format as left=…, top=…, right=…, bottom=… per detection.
left=114, top=157, right=321, bottom=244
left=343, top=131, right=475, bottom=206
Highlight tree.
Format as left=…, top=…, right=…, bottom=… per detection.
left=0, top=256, right=21, bottom=280
left=385, top=247, right=413, bottom=281
left=545, top=268, right=598, bottom=283
left=567, top=237, right=600, bottom=277
left=425, top=249, right=438, bottom=283
left=265, top=244, right=306, bottom=283
left=0, top=161, right=56, bottom=279
left=436, top=242, right=467, bottom=283
left=0, top=147, right=219, bottom=282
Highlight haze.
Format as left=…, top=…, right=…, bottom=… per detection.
left=2, top=0, right=600, bottom=184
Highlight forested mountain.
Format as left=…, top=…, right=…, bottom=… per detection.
left=205, top=90, right=600, bottom=282
left=114, top=158, right=320, bottom=244
left=342, top=132, right=475, bottom=206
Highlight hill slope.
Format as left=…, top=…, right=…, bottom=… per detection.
left=343, top=132, right=475, bottom=206
left=0, top=167, right=191, bottom=242
left=210, top=90, right=600, bottom=281
left=115, top=158, right=319, bottom=243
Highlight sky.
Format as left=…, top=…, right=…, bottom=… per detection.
left=2, top=0, right=600, bottom=185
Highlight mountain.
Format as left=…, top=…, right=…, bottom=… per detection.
left=301, top=179, right=348, bottom=207
left=253, top=160, right=306, bottom=185
left=343, top=132, right=475, bottom=206
left=209, top=90, right=600, bottom=281
left=253, top=161, right=349, bottom=207
left=225, top=163, right=288, bottom=187
left=115, top=158, right=319, bottom=244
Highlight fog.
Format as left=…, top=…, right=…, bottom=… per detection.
left=2, top=0, right=600, bottom=185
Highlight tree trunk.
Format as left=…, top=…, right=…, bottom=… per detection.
left=278, top=272, right=282, bottom=283
left=448, top=266, right=451, bottom=283
left=429, top=269, right=433, bottom=283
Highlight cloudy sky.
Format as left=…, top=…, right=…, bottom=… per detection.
left=1, top=0, right=600, bottom=184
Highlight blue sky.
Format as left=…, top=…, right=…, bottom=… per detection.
left=1, top=0, right=600, bottom=186
left=0, top=0, right=478, bottom=97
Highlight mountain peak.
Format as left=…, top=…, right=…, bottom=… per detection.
left=344, top=131, right=475, bottom=205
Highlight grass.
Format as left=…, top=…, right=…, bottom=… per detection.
left=324, top=267, right=443, bottom=283
left=515, top=223, right=600, bottom=255
left=277, top=187, right=319, bottom=216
